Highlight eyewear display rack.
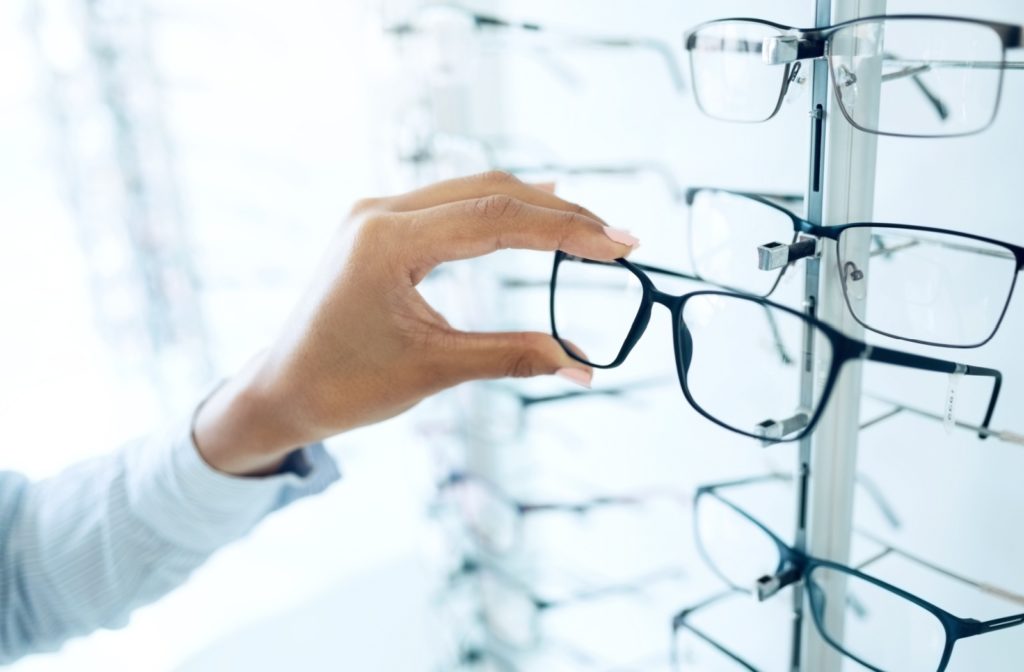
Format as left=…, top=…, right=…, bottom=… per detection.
left=792, top=0, right=884, bottom=670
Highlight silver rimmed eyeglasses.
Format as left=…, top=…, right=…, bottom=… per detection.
left=683, top=14, right=1024, bottom=138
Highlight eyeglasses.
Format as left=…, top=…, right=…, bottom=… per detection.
left=437, top=471, right=689, bottom=556
left=677, top=473, right=1024, bottom=671
left=549, top=252, right=1003, bottom=442
left=685, top=187, right=1024, bottom=348
left=387, top=2, right=685, bottom=92
left=683, top=14, right=1024, bottom=138
left=449, top=556, right=685, bottom=652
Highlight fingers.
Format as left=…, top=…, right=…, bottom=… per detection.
left=384, top=170, right=606, bottom=225
left=446, top=331, right=593, bottom=387
left=399, top=195, right=638, bottom=280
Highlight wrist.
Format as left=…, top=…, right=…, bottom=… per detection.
left=192, top=367, right=306, bottom=477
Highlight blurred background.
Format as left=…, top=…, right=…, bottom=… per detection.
left=2, top=0, right=1022, bottom=670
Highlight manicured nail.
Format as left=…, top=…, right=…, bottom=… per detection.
left=603, top=227, right=640, bottom=248
left=556, top=367, right=593, bottom=389
left=531, top=181, right=557, bottom=193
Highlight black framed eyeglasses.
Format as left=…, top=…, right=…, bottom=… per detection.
left=685, top=187, right=1024, bottom=348
left=548, top=251, right=1003, bottom=442
left=683, top=14, right=1024, bottom=137
left=674, top=473, right=1024, bottom=672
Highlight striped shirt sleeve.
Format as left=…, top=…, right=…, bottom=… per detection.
left=0, top=420, right=340, bottom=664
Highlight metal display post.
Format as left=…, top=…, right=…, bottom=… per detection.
left=793, top=0, right=884, bottom=670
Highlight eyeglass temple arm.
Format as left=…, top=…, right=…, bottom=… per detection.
left=796, top=222, right=1020, bottom=265
left=855, top=528, right=1024, bottom=611
left=434, top=4, right=687, bottom=92
left=588, top=36, right=686, bottom=91
left=705, top=468, right=900, bottom=543
left=861, top=345, right=1002, bottom=438
left=519, top=375, right=673, bottom=407
left=861, top=392, right=1024, bottom=445
left=878, top=51, right=949, bottom=121
left=671, top=594, right=761, bottom=671
left=685, top=187, right=804, bottom=208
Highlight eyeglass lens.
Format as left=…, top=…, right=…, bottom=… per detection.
left=806, top=565, right=948, bottom=672
left=828, top=18, right=1004, bottom=137
left=836, top=226, right=1018, bottom=347
left=688, top=20, right=791, bottom=123
left=687, top=189, right=795, bottom=296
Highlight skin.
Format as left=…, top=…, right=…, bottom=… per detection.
left=192, top=171, right=639, bottom=476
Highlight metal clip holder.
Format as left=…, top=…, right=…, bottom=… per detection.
left=758, top=236, right=820, bottom=271
left=755, top=410, right=811, bottom=445
left=762, top=35, right=802, bottom=64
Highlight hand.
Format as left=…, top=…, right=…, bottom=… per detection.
left=193, top=171, right=639, bottom=475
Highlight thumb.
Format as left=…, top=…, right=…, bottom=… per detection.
left=450, top=331, right=594, bottom=388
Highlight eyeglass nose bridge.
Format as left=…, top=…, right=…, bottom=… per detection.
left=649, top=290, right=694, bottom=374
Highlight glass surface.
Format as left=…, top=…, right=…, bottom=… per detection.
left=551, top=257, right=645, bottom=367
left=829, top=18, right=1004, bottom=137
left=807, top=566, right=947, bottom=672
left=837, top=226, right=1018, bottom=346
left=695, top=493, right=780, bottom=591
left=688, top=21, right=791, bottom=122
left=688, top=190, right=795, bottom=296
left=681, top=293, right=820, bottom=439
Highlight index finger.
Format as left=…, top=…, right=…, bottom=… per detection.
left=400, top=194, right=639, bottom=281
left=384, top=170, right=609, bottom=225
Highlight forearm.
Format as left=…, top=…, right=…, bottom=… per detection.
left=0, top=420, right=339, bottom=664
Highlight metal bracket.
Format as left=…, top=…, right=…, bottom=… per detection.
left=756, top=410, right=811, bottom=444
left=758, top=236, right=820, bottom=271
left=763, top=36, right=802, bottom=64
left=757, top=566, right=803, bottom=601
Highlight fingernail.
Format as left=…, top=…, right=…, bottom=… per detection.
left=556, top=367, right=592, bottom=389
left=531, top=181, right=557, bottom=193
left=603, top=227, right=640, bottom=248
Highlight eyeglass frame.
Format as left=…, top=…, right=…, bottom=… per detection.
left=387, top=1, right=686, bottom=91
left=683, top=14, right=1024, bottom=138
left=680, top=473, right=1024, bottom=672
left=450, top=555, right=686, bottom=651
left=436, top=470, right=688, bottom=555
left=685, top=186, right=1024, bottom=348
left=548, top=251, right=1003, bottom=443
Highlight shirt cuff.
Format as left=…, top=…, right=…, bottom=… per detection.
left=124, top=420, right=341, bottom=554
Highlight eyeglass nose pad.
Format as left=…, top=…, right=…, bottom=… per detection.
left=782, top=61, right=808, bottom=104
left=842, top=261, right=867, bottom=301
left=679, top=320, right=694, bottom=375
left=807, top=576, right=827, bottom=619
